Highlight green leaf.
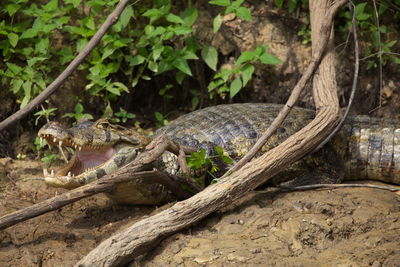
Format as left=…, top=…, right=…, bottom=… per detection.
left=43, top=0, right=58, bottom=11
left=35, top=38, right=49, bottom=54
left=208, top=79, right=225, bottom=92
left=10, top=79, right=24, bottom=93
left=182, top=50, right=199, bottom=60
left=232, top=0, right=245, bottom=8
left=149, top=26, right=166, bottom=37
left=27, top=57, right=47, bottom=67
left=8, top=33, right=18, bottom=47
left=241, top=64, right=254, bottom=87
left=155, top=111, right=164, bottom=121
left=112, top=82, right=129, bottom=92
left=236, top=51, right=255, bottom=65
left=166, top=13, right=184, bottom=24
left=175, top=71, right=186, bottom=84
left=106, top=86, right=121, bottom=96
left=103, top=102, right=114, bottom=118
left=75, top=103, right=84, bottom=113
left=65, top=0, right=82, bottom=8
left=201, top=45, right=218, bottom=71
left=85, top=17, right=96, bottom=30
left=215, top=68, right=232, bottom=82
left=275, top=0, right=283, bottom=8
left=230, top=77, right=242, bottom=98
left=259, top=52, right=282, bottom=65
left=129, top=55, right=146, bottom=66
left=77, top=39, right=88, bottom=52
left=144, top=24, right=155, bottom=36
left=355, top=3, right=370, bottom=21
left=119, top=5, right=133, bottom=28
left=6, top=4, right=21, bottom=16
left=6, top=63, right=22, bottom=74
left=142, top=8, right=164, bottom=23
left=221, top=155, right=233, bottom=164
left=180, top=7, right=198, bottom=26
left=288, top=0, right=297, bottom=12
left=153, top=44, right=164, bottom=61
left=131, top=76, right=140, bottom=88
left=357, top=13, right=371, bottom=20
left=213, top=14, right=223, bottom=33
left=102, top=46, right=116, bottom=60
left=173, top=26, right=192, bottom=35
left=20, top=28, right=38, bottom=39
left=191, top=96, right=199, bottom=109
left=209, top=0, right=230, bottom=7
left=172, top=58, right=192, bottom=76
left=21, top=81, right=32, bottom=109
left=236, top=7, right=252, bottom=21
left=148, top=61, right=159, bottom=72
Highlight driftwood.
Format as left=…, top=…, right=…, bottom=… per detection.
left=76, top=1, right=347, bottom=266
left=0, top=135, right=200, bottom=230
left=0, top=0, right=130, bottom=131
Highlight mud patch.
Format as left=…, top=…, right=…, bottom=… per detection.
left=0, top=158, right=399, bottom=266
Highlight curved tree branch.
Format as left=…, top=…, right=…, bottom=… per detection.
left=0, top=0, right=131, bottom=132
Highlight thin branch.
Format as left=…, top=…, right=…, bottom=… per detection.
left=224, top=0, right=347, bottom=175
left=278, top=183, right=400, bottom=192
left=313, top=0, right=359, bottom=152
left=372, top=0, right=384, bottom=109
left=0, top=170, right=155, bottom=231
left=0, top=0, right=131, bottom=132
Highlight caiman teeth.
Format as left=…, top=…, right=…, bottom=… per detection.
left=43, top=168, right=56, bottom=177
left=53, top=137, right=57, bottom=143
left=58, top=140, right=63, bottom=146
left=67, top=171, right=72, bottom=177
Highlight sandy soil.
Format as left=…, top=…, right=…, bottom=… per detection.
left=0, top=158, right=399, bottom=266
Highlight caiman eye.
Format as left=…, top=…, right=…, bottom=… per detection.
left=94, top=119, right=111, bottom=129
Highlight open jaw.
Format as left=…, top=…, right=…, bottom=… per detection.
left=39, top=133, right=137, bottom=189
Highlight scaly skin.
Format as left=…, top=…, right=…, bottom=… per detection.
left=38, top=103, right=400, bottom=204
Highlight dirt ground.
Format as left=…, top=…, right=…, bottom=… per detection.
left=0, top=158, right=399, bottom=266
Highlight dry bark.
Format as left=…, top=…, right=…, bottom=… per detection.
left=76, top=0, right=346, bottom=266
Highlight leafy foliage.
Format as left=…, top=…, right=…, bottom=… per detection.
left=186, top=146, right=233, bottom=181
left=208, top=45, right=281, bottom=99
left=0, top=0, right=274, bottom=124
left=209, top=0, right=252, bottom=33
left=63, top=103, right=94, bottom=121
left=275, top=0, right=400, bottom=69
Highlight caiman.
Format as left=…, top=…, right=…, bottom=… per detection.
left=38, top=103, right=400, bottom=204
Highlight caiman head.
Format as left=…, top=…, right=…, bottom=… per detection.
left=38, top=118, right=151, bottom=189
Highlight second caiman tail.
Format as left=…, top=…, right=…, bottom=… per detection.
left=338, top=115, right=400, bottom=184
